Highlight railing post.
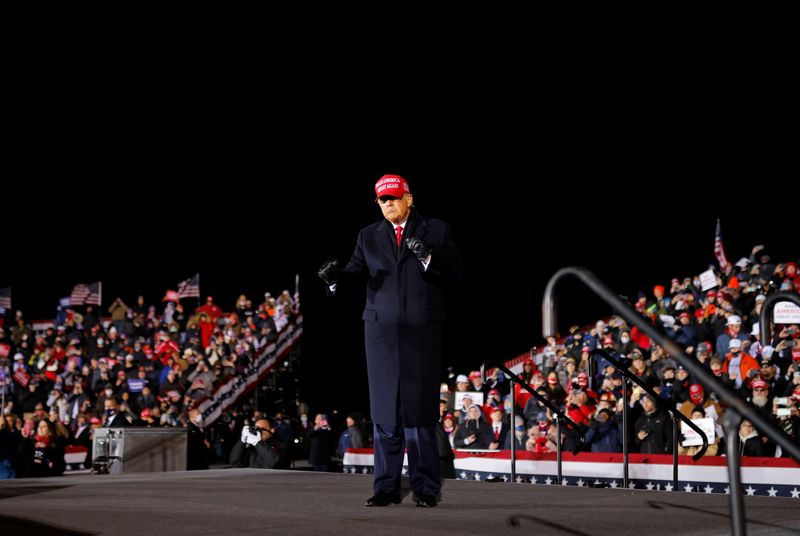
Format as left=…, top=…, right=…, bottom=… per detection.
left=556, top=417, right=562, bottom=485
left=622, top=377, right=629, bottom=488
left=672, top=415, right=679, bottom=491
left=722, top=410, right=747, bottom=536
left=510, top=378, right=516, bottom=483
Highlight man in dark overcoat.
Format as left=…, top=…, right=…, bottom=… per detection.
left=319, top=174, right=464, bottom=507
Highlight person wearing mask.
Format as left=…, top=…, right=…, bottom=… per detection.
left=19, top=419, right=64, bottom=477
left=103, top=397, right=130, bottom=427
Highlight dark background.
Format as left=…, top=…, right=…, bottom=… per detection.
left=3, top=120, right=796, bottom=418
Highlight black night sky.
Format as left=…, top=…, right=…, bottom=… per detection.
left=4, top=110, right=797, bottom=419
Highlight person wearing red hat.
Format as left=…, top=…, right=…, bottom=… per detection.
left=318, top=174, right=465, bottom=508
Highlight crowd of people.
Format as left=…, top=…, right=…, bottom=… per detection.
left=0, top=290, right=324, bottom=477
left=2, top=245, right=799, bottom=480
left=436, top=246, right=800, bottom=471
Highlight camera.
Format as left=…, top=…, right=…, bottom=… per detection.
left=249, top=426, right=263, bottom=435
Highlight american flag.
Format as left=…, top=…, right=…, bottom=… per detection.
left=0, top=286, right=11, bottom=309
left=85, top=282, right=102, bottom=306
left=70, top=284, right=91, bottom=306
left=714, top=218, right=730, bottom=272
left=177, top=274, right=200, bottom=299
left=163, top=290, right=180, bottom=303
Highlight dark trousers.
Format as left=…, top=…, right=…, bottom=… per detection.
left=373, top=423, right=441, bottom=498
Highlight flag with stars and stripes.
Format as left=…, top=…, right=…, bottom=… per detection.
left=177, top=274, right=200, bottom=299
left=714, top=218, right=731, bottom=272
left=0, top=286, right=11, bottom=310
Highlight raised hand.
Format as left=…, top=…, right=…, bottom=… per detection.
left=318, top=259, right=340, bottom=286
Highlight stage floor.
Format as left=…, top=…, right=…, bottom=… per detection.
left=0, top=469, right=797, bottom=535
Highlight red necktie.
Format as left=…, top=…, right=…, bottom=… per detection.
left=395, top=225, right=403, bottom=247
left=494, top=426, right=500, bottom=440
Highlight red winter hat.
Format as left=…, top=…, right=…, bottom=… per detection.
left=468, top=371, right=482, bottom=380
left=374, top=174, right=411, bottom=201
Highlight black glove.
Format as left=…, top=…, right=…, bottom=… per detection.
left=405, top=236, right=431, bottom=262
left=318, top=259, right=340, bottom=286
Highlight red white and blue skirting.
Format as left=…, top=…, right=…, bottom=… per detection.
left=343, top=449, right=800, bottom=499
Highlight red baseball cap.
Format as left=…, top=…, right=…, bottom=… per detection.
left=689, top=383, right=704, bottom=403
left=751, top=379, right=769, bottom=390
left=374, top=174, right=411, bottom=201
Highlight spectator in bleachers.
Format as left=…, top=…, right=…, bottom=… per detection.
left=717, top=314, right=748, bottom=357
left=738, top=420, right=766, bottom=457
left=441, top=413, right=457, bottom=449
left=519, top=357, right=537, bottom=384
left=0, top=413, right=22, bottom=478
left=543, top=371, right=567, bottom=408
left=102, top=397, right=130, bottom=427
left=556, top=355, right=577, bottom=387
left=18, top=419, right=64, bottom=477
left=454, top=405, right=490, bottom=449
left=519, top=385, right=546, bottom=424
left=483, top=367, right=508, bottom=397
left=667, top=311, right=698, bottom=351
left=584, top=408, right=621, bottom=453
left=722, top=339, right=759, bottom=391
left=486, top=407, right=507, bottom=450
left=482, top=389, right=503, bottom=422
left=678, top=406, right=720, bottom=457
left=633, top=393, right=671, bottom=454
left=503, top=416, right=527, bottom=451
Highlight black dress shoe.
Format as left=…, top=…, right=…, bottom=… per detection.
left=365, top=494, right=401, bottom=507
left=414, top=495, right=438, bottom=508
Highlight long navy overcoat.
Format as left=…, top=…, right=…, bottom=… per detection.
left=343, top=211, right=464, bottom=427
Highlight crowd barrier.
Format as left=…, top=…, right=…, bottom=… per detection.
left=343, top=448, right=800, bottom=499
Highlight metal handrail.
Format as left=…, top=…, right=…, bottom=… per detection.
left=481, top=361, right=586, bottom=485
left=759, top=292, right=800, bottom=351
left=590, top=348, right=708, bottom=491
left=543, top=267, right=799, bottom=461
left=591, top=348, right=709, bottom=461
left=544, top=267, right=800, bottom=536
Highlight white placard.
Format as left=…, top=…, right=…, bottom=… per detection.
left=773, top=302, right=800, bottom=324
left=681, top=417, right=716, bottom=447
left=454, top=391, right=484, bottom=409
left=735, top=257, right=750, bottom=269
left=699, top=269, right=718, bottom=292
left=659, top=315, right=676, bottom=328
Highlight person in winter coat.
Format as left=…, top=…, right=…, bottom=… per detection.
left=584, top=408, right=622, bottom=452
left=318, top=174, right=465, bottom=508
